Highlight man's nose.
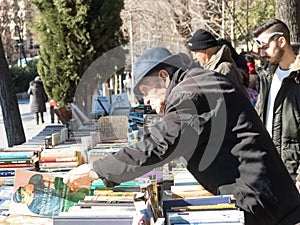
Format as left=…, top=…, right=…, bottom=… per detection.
left=260, top=49, right=267, bottom=57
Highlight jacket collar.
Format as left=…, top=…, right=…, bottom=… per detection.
left=205, top=45, right=233, bottom=69
left=165, top=68, right=187, bottom=98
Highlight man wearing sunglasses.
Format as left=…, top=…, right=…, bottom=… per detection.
left=252, top=19, right=300, bottom=189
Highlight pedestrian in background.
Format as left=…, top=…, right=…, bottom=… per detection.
left=252, top=19, right=300, bottom=186
left=27, top=76, right=48, bottom=125
left=49, top=99, right=59, bottom=124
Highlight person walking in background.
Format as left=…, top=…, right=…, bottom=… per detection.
left=187, top=29, right=244, bottom=87
left=252, top=19, right=300, bottom=186
left=64, top=47, right=300, bottom=225
left=49, top=99, right=59, bottom=124
left=27, top=76, right=48, bottom=125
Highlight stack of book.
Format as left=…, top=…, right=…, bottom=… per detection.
left=163, top=195, right=244, bottom=225
left=23, top=125, right=66, bottom=147
left=87, top=143, right=127, bottom=164
left=0, top=185, right=13, bottom=213
left=39, top=148, right=80, bottom=172
left=54, top=183, right=159, bottom=225
left=0, top=151, right=38, bottom=185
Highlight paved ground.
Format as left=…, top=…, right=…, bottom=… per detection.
left=0, top=98, right=56, bottom=148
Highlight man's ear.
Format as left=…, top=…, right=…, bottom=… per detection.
left=278, top=36, right=286, bottom=48
left=158, top=69, right=169, bottom=79
left=158, top=70, right=171, bottom=87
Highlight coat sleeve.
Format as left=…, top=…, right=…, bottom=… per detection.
left=27, top=86, right=33, bottom=95
left=92, top=94, right=205, bottom=184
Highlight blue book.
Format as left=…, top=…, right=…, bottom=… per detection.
left=0, top=152, right=34, bottom=159
left=0, top=170, right=15, bottom=176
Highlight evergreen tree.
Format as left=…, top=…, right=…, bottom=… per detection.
left=29, top=0, right=126, bottom=105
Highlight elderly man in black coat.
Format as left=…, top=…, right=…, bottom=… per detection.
left=64, top=47, right=300, bottom=225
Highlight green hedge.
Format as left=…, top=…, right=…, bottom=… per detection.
left=10, top=61, right=38, bottom=93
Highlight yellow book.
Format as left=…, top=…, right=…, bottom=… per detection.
left=171, top=203, right=236, bottom=211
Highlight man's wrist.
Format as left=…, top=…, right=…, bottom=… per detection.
left=87, top=164, right=99, bottom=180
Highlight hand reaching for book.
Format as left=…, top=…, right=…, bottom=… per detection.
left=63, top=164, right=95, bottom=191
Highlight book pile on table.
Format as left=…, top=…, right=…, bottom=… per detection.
left=54, top=182, right=160, bottom=225
left=87, top=142, right=127, bottom=164
left=163, top=195, right=244, bottom=225
left=39, top=148, right=80, bottom=172
left=0, top=151, right=39, bottom=185
left=24, top=125, right=67, bottom=147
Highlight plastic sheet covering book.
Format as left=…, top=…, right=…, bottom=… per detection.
left=9, top=170, right=89, bottom=218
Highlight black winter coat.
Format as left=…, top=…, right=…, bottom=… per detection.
left=28, top=80, right=48, bottom=113
left=93, top=67, right=300, bottom=225
left=255, top=54, right=300, bottom=180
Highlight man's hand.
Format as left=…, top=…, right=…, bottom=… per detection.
left=63, top=164, right=96, bottom=191
left=296, top=181, right=300, bottom=192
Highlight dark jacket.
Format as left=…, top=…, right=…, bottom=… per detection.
left=204, top=45, right=243, bottom=87
left=93, top=67, right=300, bottom=225
left=28, top=80, right=48, bottom=113
left=255, top=54, right=300, bottom=180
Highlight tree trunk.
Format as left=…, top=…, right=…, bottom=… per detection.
left=275, top=0, right=300, bottom=43
left=0, top=35, right=26, bottom=147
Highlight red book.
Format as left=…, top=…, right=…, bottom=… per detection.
left=0, top=163, right=33, bottom=168
left=40, top=156, right=78, bottom=163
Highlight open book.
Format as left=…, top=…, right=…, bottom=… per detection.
left=9, top=170, right=89, bottom=217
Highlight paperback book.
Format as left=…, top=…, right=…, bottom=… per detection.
left=9, top=170, right=90, bottom=217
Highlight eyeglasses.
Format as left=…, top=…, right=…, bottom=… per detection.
left=253, top=32, right=283, bottom=48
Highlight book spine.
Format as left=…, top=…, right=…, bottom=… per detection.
left=40, top=156, right=78, bottom=163
left=39, top=161, right=79, bottom=168
left=170, top=203, right=236, bottom=211
left=40, top=154, right=77, bottom=158
left=0, top=158, right=33, bottom=164
left=0, top=167, right=33, bottom=171
left=0, top=170, right=15, bottom=176
left=0, top=152, right=33, bottom=159
left=0, top=163, right=33, bottom=168
left=40, top=150, right=77, bottom=158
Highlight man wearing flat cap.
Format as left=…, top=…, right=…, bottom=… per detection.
left=64, top=47, right=300, bottom=225
left=187, top=29, right=243, bottom=87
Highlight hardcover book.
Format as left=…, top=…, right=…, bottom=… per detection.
left=9, top=170, right=90, bottom=217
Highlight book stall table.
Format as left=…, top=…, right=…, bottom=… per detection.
left=0, top=116, right=246, bottom=225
